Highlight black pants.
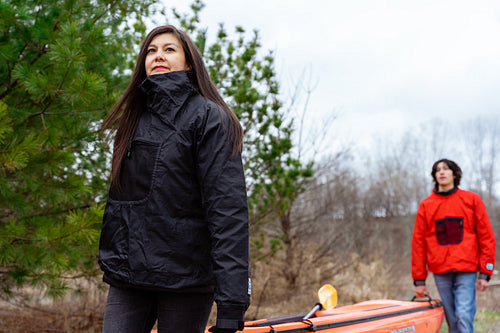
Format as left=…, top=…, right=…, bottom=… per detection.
left=102, top=286, right=214, bottom=333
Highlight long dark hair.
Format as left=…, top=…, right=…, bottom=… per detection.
left=431, top=158, right=462, bottom=191
left=101, top=25, right=243, bottom=185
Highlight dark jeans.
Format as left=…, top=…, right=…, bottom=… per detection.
left=102, top=285, right=214, bottom=333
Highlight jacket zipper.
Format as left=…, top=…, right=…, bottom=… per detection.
left=127, top=141, right=132, bottom=158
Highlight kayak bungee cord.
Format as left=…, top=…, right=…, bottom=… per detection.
left=246, top=300, right=443, bottom=333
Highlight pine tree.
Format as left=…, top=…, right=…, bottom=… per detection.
left=0, top=0, right=162, bottom=298
left=0, top=0, right=314, bottom=300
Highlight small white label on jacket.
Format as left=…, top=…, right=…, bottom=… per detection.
left=486, top=263, right=493, bottom=270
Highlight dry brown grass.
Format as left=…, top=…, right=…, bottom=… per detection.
left=1, top=242, right=498, bottom=332
left=0, top=305, right=104, bottom=333
left=1, top=274, right=498, bottom=332
left=0, top=278, right=107, bottom=333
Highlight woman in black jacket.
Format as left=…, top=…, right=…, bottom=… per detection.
left=99, top=25, right=250, bottom=333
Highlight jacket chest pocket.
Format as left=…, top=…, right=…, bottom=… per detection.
left=435, top=217, right=463, bottom=245
left=109, top=139, right=161, bottom=202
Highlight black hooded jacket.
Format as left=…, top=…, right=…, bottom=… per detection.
left=98, top=71, right=250, bottom=327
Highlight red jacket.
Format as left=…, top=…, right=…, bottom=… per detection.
left=412, top=188, right=496, bottom=282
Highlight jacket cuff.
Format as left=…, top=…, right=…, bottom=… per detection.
left=216, top=306, right=245, bottom=330
left=478, top=273, right=491, bottom=282
left=413, top=280, right=426, bottom=286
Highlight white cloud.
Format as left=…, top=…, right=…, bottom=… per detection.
left=161, top=0, right=500, bottom=151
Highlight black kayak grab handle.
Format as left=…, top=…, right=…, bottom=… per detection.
left=411, top=292, right=432, bottom=302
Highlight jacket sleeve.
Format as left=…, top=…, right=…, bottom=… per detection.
left=196, top=104, right=250, bottom=329
left=474, top=194, right=496, bottom=277
left=411, top=202, right=428, bottom=283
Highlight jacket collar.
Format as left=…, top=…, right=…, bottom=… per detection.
left=139, top=71, right=197, bottom=114
left=433, top=186, right=458, bottom=196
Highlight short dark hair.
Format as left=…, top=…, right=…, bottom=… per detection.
left=431, top=158, right=462, bottom=191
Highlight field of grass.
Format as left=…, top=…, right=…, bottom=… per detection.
left=1, top=302, right=499, bottom=332
left=1, top=244, right=499, bottom=332
left=439, top=309, right=500, bottom=333
left=1, top=274, right=498, bottom=332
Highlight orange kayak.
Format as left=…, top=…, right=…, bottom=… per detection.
left=206, top=299, right=444, bottom=333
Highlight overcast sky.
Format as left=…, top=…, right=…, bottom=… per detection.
left=159, top=0, right=500, bottom=154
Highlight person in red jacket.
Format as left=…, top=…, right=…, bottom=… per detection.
left=411, top=158, right=496, bottom=333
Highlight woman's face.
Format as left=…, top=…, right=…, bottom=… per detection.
left=145, top=33, right=189, bottom=76
left=435, top=161, right=455, bottom=190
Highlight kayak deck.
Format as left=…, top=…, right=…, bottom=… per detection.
left=222, top=299, right=444, bottom=333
